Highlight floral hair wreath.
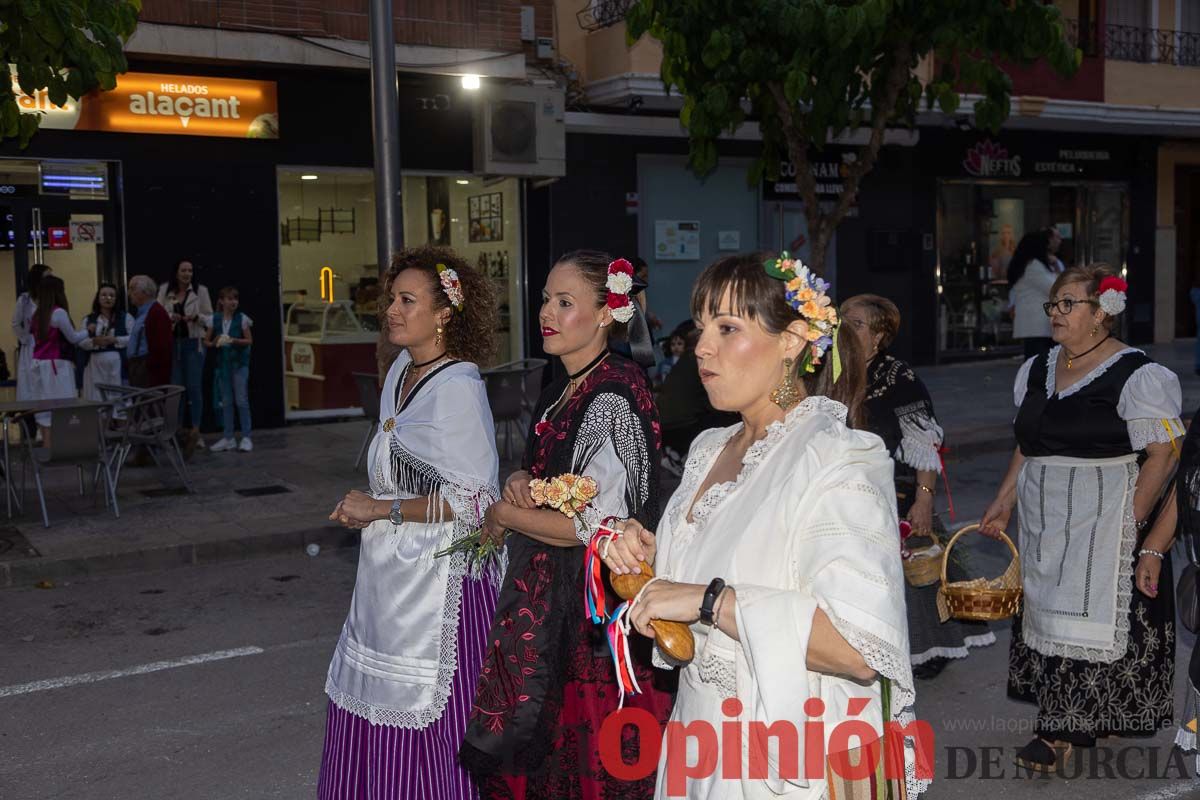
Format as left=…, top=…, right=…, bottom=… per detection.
left=763, top=251, right=841, bottom=380
left=1097, top=275, right=1127, bottom=316
left=605, top=258, right=636, bottom=324
left=436, top=263, right=465, bottom=312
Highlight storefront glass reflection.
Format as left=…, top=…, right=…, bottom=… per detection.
left=277, top=167, right=525, bottom=418
left=937, top=180, right=1128, bottom=359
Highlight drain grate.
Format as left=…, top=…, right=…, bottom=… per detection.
left=140, top=487, right=191, bottom=498
left=0, top=527, right=39, bottom=561
left=235, top=485, right=292, bottom=498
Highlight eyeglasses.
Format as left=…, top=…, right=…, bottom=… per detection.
left=1042, top=298, right=1097, bottom=317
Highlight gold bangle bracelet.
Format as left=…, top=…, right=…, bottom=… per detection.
left=917, top=484, right=934, bottom=495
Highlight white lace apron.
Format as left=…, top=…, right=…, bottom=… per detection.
left=1016, top=453, right=1137, bottom=664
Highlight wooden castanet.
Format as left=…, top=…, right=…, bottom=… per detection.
left=609, top=561, right=696, bottom=663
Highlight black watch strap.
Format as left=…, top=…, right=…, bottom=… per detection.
left=700, top=577, right=726, bottom=625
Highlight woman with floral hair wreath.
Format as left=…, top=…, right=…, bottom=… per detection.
left=461, top=249, right=672, bottom=799
left=601, top=252, right=926, bottom=799
left=982, top=263, right=1183, bottom=773
left=318, top=246, right=500, bottom=799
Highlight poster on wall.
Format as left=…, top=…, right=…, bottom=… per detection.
left=988, top=198, right=1024, bottom=281
left=425, top=177, right=451, bottom=246
left=469, top=192, right=504, bottom=242
left=654, top=220, right=700, bottom=261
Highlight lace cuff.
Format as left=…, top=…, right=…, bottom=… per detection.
left=895, top=437, right=942, bottom=473
left=1127, top=417, right=1184, bottom=452
left=573, top=504, right=602, bottom=544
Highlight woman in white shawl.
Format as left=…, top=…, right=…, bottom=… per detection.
left=604, top=253, right=927, bottom=799
left=319, top=246, right=501, bottom=800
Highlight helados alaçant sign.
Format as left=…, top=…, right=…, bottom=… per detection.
left=12, top=70, right=279, bottom=139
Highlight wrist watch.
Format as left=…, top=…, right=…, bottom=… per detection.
left=699, top=577, right=726, bottom=625
left=388, top=499, right=405, bottom=525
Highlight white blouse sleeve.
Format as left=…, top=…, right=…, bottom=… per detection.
left=115, top=314, right=135, bottom=348
left=1013, top=355, right=1037, bottom=408
left=895, top=408, right=944, bottom=473
left=1118, top=363, right=1185, bottom=451
left=52, top=309, right=89, bottom=345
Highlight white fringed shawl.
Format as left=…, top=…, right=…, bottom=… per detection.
left=325, top=352, right=500, bottom=728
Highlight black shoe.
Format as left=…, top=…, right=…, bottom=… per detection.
left=912, top=656, right=949, bottom=680
left=1015, top=737, right=1073, bottom=773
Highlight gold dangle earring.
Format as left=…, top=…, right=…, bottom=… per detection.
left=770, top=357, right=801, bottom=410
left=435, top=327, right=444, bottom=347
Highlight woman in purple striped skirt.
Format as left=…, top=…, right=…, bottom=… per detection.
left=320, top=247, right=502, bottom=800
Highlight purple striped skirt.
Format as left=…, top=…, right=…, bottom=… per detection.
left=318, top=575, right=496, bottom=800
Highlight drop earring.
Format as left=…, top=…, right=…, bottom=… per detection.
left=769, top=357, right=801, bottom=410
left=435, top=327, right=444, bottom=347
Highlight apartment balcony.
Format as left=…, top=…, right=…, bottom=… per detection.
left=576, top=0, right=634, bottom=31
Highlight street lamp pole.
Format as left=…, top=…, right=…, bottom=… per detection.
left=367, top=0, right=402, bottom=273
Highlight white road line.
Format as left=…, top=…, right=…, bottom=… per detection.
left=1135, top=781, right=1200, bottom=800
left=0, top=646, right=265, bottom=698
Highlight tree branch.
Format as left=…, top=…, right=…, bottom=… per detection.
left=767, top=81, right=826, bottom=252
left=834, top=38, right=914, bottom=227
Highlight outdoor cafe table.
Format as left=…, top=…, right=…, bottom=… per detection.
left=0, top=398, right=109, bottom=519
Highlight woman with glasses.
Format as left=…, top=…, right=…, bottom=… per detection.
left=981, top=264, right=1182, bottom=773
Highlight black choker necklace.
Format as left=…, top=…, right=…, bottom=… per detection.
left=569, top=350, right=609, bottom=382
left=1064, top=335, right=1109, bottom=370
left=411, top=352, right=448, bottom=370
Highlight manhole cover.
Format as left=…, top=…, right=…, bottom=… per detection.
left=235, top=485, right=292, bottom=497
left=141, top=487, right=191, bottom=498
left=0, top=527, right=40, bottom=562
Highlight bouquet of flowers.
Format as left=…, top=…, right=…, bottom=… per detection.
left=530, top=473, right=599, bottom=518
left=433, top=527, right=504, bottom=573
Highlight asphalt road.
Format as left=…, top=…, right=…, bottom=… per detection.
left=0, top=447, right=1197, bottom=800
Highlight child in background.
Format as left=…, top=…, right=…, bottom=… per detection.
left=653, top=331, right=686, bottom=388
left=205, top=286, right=253, bottom=452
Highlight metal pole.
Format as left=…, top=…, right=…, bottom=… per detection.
left=368, top=0, right=402, bottom=273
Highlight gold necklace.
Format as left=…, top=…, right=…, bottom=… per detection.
left=1064, top=335, right=1109, bottom=370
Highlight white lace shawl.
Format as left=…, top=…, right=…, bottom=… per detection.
left=325, top=352, right=500, bottom=729
left=1013, top=347, right=1184, bottom=450
left=654, top=397, right=928, bottom=798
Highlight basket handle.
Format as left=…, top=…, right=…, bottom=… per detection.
left=940, top=523, right=1019, bottom=584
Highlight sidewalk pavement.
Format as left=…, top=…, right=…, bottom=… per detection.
left=3, top=339, right=1197, bottom=589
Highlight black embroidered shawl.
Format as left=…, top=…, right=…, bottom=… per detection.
left=863, top=353, right=941, bottom=479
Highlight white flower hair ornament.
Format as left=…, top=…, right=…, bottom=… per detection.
left=1097, top=276, right=1127, bottom=316
left=605, top=258, right=636, bottom=323
left=436, top=263, right=465, bottom=311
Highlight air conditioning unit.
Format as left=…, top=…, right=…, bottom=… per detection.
left=474, top=85, right=565, bottom=177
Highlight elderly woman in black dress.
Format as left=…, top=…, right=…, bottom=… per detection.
left=841, top=294, right=995, bottom=680
left=981, top=264, right=1182, bottom=772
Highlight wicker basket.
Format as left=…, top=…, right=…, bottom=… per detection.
left=902, top=531, right=943, bottom=588
left=937, top=523, right=1023, bottom=622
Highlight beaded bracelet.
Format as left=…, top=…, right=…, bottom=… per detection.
left=1137, top=548, right=1165, bottom=560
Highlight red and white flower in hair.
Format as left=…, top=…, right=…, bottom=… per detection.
left=1097, top=275, right=1128, bottom=316
left=605, top=258, right=636, bottom=323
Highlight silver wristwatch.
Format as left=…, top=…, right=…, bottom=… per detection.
left=388, top=499, right=405, bottom=525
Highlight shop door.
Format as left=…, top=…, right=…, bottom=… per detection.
left=0, top=199, right=116, bottom=384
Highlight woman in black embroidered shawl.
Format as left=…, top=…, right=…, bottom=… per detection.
left=1135, top=413, right=1199, bottom=767
left=841, top=295, right=995, bottom=681
left=461, top=251, right=672, bottom=799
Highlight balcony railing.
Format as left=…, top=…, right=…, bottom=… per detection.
left=577, top=0, right=635, bottom=31
left=1104, top=24, right=1200, bottom=67
left=1061, top=18, right=1200, bottom=67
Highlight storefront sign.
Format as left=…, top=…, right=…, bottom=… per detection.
left=654, top=220, right=701, bottom=261
left=290, top=342, right=315, bottom=375
left=46, top=226, right=70, bottom=249
left=962, top=140, right=1022, bottom=177
left=13, top=71, right=279, bottom=139
left=931, top=133, right=1124, bottom=181
left=762, top=150, right=860, bottom=215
